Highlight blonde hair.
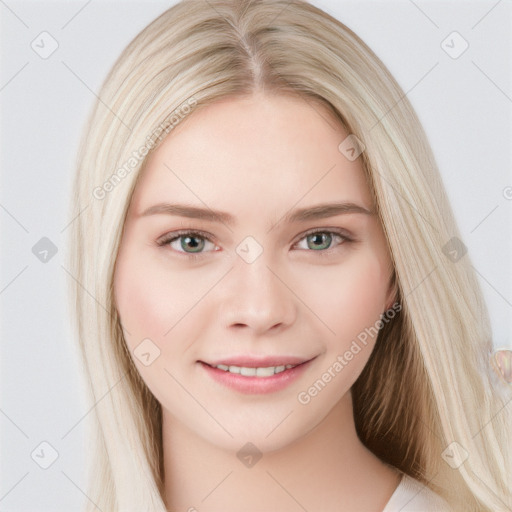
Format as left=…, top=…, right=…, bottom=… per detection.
left=68, top=1, right=512, bottom=510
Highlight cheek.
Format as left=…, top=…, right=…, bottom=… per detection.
left=302, top=250, right=390, bottom=352
left=113, top=245, right=202, bottom=404
left=114, top=244, right=189, bottom=347
left=113, top=242, right=219, bottom=370
left=294, top=254, right=390, bottom=413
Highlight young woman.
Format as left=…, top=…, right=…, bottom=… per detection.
left=68, top=1, right=512, bottom=510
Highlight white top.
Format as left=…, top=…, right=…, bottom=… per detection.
left=382, top=473, right=453, bottom=512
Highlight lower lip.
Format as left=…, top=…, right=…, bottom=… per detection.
left=199, top=360, right=313, bottom=394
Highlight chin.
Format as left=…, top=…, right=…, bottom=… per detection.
left=193, top=412, right=323, bottom=455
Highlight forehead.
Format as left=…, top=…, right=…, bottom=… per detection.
left=129, top=93, right=372, bottom=218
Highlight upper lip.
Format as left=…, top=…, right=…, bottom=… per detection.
left=201, top=355, right=314, bottom=368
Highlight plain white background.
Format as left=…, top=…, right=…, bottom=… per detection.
left=1, top=1, right=511, bottom=510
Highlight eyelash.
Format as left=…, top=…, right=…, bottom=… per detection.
left=156, top=228, right=353, bottom=260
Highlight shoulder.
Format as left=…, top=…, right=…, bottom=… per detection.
left=382, top=473, right=453, bottom=512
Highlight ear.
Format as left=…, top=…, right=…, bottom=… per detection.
left=491, top=350, right=512, bottom=384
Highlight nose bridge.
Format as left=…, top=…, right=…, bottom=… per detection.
left=221, top=248, right=296, bottom=332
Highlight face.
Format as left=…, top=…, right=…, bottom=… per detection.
left=113, top=93, right=394, bottom=452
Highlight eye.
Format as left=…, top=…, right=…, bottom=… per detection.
left=157, top=230, right=217, bottom=257
left=293, top=229, right=350, bottom=252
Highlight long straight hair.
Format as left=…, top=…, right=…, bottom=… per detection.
left=68, top=1, right=512, bottom=510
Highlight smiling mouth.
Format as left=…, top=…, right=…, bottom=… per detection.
left=208, top=363, right=299, bottom=378
left=199, top=357, right=315, bottom=394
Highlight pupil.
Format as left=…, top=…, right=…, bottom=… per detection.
left=183, top=236, right=203, bottom=252
left=309, top=233, right=331, bottom=250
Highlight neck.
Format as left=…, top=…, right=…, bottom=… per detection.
left=162, top=392, right=401, bottom=511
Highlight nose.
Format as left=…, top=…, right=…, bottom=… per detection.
left=219, top=254, right=297, bottom=336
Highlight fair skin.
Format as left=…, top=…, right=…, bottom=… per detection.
left=114, top=92, right=401, bottom=511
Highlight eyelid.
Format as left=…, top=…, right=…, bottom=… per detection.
left=291, top=226, right=353, bottom=247
left=156, top=229, right=218, bottom=258
left=156, top=227, right=353, bottom=257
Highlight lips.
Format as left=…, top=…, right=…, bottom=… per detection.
left=201, top=355, right=310, bottom=377
left=198, top=355, right=315, bottom=394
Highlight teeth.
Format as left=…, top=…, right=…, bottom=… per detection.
left=212, top=363, right=297, bottom=377
left=256, top=367, right=274, bottom=377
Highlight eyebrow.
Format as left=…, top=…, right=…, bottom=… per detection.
left=139, top=201, right=373, bottom=227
